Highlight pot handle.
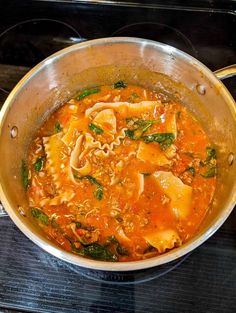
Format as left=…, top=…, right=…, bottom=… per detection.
left=0, top=202, right=8, bottom=217
left=214, top=64, right=236, bottom=80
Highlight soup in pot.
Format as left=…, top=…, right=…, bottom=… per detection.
left=24, top=81, right=217, bottom=262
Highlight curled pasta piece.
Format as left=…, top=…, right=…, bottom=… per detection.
left=92, top=109, right=117, bottom=134
left=70, top=134, right=94, bottom=176
left=116, top=226, right=131, bottom=242
left=70, top=135, right=84, bottom=167
left=43, top=133, right=67, bottom=189
left=144, top=229, right=182, bottom=253
left=74, top=159, right=92, bottom=176
left=153, top=171, right=192, bottom=219
left=79, top=133, right=100, bottom=160
left=85, top=101, right=161, bottom=117
left=43, top=134, right=77, bottom=202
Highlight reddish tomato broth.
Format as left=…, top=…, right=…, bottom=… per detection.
left=27, top=84, right=217, bottom=262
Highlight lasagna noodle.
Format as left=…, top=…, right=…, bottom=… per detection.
left=137, top=141, right=172, bottom=166
left=144, top=229, right=182, bottom=253
left=92, top=109, right=117, bottom=134
left=153, top=171, right=193, bottom=219
left=42, top=133, right=75, bottom=204
left=85, top=101, right=161, bottom=117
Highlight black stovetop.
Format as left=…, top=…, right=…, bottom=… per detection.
left=0, top=1, right=236, bottom=312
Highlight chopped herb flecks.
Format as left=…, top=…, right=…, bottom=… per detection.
left=186, top=167, right=196, bottom=176
left=201, top=166, right=217, bottom=178
left=206, top=147, right=217, bottom=162
left=54, top=121, right=62, bottom=133
left=89, top=123, right=104, bottom=134
left=75, top=221, right=82, bottom=228
left=113, top=81, right=127, bottom=89
left=177, top=111, right=181, bottom=119
left=95, top=188, right=103, bottom=200
left=34, top=156, right=45, bottom=172
left=77, top=88, right=100, bottom=100
left=128, top=93, right=140, bottom=102
left=125, top=129, right=135, bottom=140
left=142, top=172, right=151, bottom=177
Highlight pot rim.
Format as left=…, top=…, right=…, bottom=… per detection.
left=1, top=37, right=236, bottom=272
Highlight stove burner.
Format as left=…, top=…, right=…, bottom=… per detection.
left=112, top=22, right=198, bottom=58
left=0, top=19, right=83, bottom=67
left=64, top=254, right=189, bottom=285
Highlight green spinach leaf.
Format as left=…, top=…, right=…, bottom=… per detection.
left=128, top=93, right=140, bottom=102
left=113, top=81, right=127, bottom=89
left=186, top=167, right=195, bottom=176
left=94, top=188, right=103, bottom=200
left=75, top=221, right=82, bottom=228
left=77, top=88, right=100, bottom=100
left=116, top=245, right=129, bottom=256
left=54, top=121, right=62, bottom=133
left=78, top=243, right=118, bottom=261
left=125, top=129, right=135, bottom=140
left=89, top=123, right=104, bottom=134
left=142, top=133, right=175, bottom=150
left=206, top=147, right=217, bottom=162
left=83, top=175, right=102, bottom=187
left=201, top=166, right=217, bottom=178
left=21, top=160, right=30, bottom=191
left=31, top=207, right=49, bottom=226
left=125, top=119, right=156, bottom=139
left=34, top=156, right=45, bottom=172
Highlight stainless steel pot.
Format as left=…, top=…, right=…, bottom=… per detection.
left=0, top=37, right=236, bottom=271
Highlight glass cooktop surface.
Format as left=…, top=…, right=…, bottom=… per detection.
left=0, top=1, right=235, bottom=312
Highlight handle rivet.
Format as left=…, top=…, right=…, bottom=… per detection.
left=196, top=84, right=206, bottom=95
left=10, top=126, right=18, bottom=138
left=228, top=152, right=234, bottom=166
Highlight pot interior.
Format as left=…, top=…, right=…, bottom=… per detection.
left=0, top=38, right=236, bottom=270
